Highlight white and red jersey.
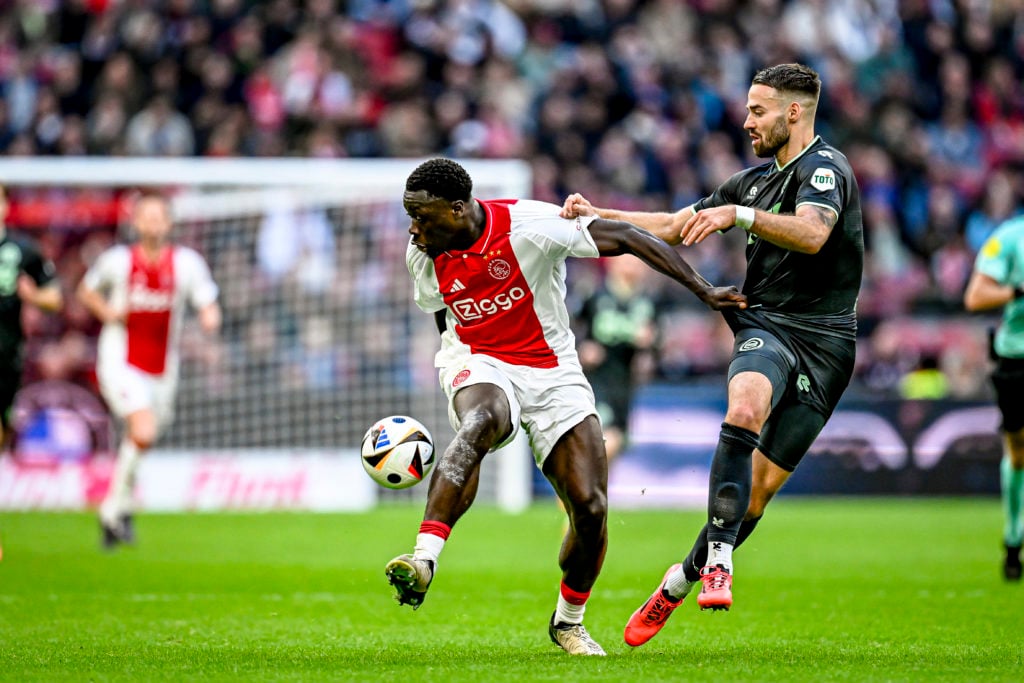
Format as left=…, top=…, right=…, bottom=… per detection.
left=83, top=244, right=218, bottom=377
left=407, top=199, right=600, bottom=369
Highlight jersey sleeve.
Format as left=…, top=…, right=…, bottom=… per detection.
left=20, top=240, right=57, bottom=287
left=974, top=226, right=1017, bottom=284
left=82, top=246, right=122, bottom=293
left=692, top=173, right=744, bottom=211
left=512, top=199, right=600, bottom=260
left=406, top=241, right=446, bottom=313
left=793, top=153, right=847, bottom=217
left=180, top=248, right=219, bottom=308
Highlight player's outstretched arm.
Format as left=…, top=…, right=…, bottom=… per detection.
left=76, top=280, right=122, bottom=325
left=681, top=204, right=834, bottom=252
left=198, top=302, right=222, bottom=335
left=588, top=219, right=747, bottom=311
left=17, top=275, right=62, bottom=313
left=964, top=270, right=1018, bottom=312
left=561, top=193, right=693, bottom=246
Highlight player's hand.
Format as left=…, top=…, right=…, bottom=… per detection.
left=699, top=285, right=747, bottom=311
left=560, top=193, right=596, bottom=219
left=16, top=274, right=38, bottom=303
left=679, top=206, right=736, bottom=246
left=104, top=306, right=127, bottom=324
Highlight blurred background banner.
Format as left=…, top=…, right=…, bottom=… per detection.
left=1, top=0, right=1021, bottom=512
left=604, top=383, right=1003, bottom=508
left=0, top=449, right=376, bottom=511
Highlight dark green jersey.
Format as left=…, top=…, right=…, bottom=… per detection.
left=0, top=233, right=57, bottom=360
left=693, top=136, right=863, bottom=339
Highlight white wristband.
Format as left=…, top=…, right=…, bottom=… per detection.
left=735, top=205, right=755, bottom=231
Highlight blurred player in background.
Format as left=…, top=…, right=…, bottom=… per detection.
left=964, top=215, right=1024, bottom=581
left=77, top=191, right=221, bottom=549
left=575, top=255, right=658, bottom=463
left=0, top=184, right=64, bottom=560
left=388, top=158, right=745, bottom=655
left=563, top=63, right=864, bottom=644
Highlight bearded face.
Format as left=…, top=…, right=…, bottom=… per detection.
left=744, top=84, right=798, bottom=159
left=751, top=113, right=790, bottom=158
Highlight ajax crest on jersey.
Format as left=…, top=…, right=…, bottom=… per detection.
left=360, top=415, right=435, bottom=489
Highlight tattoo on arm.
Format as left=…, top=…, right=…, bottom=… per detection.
left=808, top=205, right=838, bottom=230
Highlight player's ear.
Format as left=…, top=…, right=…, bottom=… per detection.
left=450, top=199, right=465, bottom=217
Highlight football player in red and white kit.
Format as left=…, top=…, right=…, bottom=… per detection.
left=385, top=158, right=746, bottom=655
left=77, top=192, right=221, bottom=548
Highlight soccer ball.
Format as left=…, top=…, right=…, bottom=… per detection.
left=360, top=415, right=435, bottom=490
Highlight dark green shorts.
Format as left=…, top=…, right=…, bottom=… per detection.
left=992, top=355, right=1024, bottom=433
left=1, top=362, right=20, bottom=428
left=725, top=313, right=856, bottom=471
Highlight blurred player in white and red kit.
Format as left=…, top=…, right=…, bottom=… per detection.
left=78, top=191, right=221, bottom=549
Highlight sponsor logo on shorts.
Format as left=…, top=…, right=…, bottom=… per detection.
left=452, top=369, right=471, bottom=387
left=488, top=259, right=512, bottom=280
left=810, top=167, right=836, bottom=191
left=797, top=373, right=811, bottom=392
left=738, top=337, right=764, bottom=352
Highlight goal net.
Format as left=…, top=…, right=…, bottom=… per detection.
left=0, top=158, right=532, bottom=511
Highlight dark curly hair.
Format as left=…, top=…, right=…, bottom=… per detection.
left=752, top=63, right=820, bottom=102
left=405, top=158, right=473, bottom=203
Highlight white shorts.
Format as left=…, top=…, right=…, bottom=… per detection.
left=439, top=351, right=598, bottom=467
left=97, top=362, right=178, bottom=431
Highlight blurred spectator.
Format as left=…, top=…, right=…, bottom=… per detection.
left=124, top=95, right=195, bottom=156
left=0, top=0, right=1020, bottom=404
left=899, top=354, right=949, bottom=400
left=574, top=255, right=658, bottom=461
left=965, top=167, right=1023, bottom=253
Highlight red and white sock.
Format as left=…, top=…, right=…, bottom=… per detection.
left=413, top=520, right=451, bottom=564
left=554, top=581, right=589, bottom=625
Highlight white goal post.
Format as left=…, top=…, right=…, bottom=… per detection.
left=0, top=157, right=533, bottom=512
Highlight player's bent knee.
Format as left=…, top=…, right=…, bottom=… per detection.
left=568, top=490, right=608, bottom=527
left=129, top=434, right=155, bottom=451
left=724, top=405, right=768, bottom=433
left=1007, top=429, right=1024, bottom=463
left=747, top=488, right=777, bottom=518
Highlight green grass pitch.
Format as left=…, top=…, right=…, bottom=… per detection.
left=1, top=499, right=1021, bottom=682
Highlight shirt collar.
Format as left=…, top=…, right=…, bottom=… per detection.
left=775, top=135, right=821, bottom=172
left=444, top=199, right=494, bottom=257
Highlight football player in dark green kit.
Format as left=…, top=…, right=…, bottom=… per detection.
left=562, top=63, right=863, bottom=645
left=0, top=184, right=63, bottom=561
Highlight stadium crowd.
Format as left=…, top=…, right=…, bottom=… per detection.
left=3, top=0, right=1024, bottom=406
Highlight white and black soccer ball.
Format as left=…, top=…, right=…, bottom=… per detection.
left=360, top=415, right=435, bottom=490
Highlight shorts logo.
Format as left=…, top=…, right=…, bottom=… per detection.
left=796, top=373, right=811, bottom=392
left=810, top=167, right=836, bottom=191
left=488, top=259, right=512, bottom=280
left=452, top=369, right=471, bottom=387
left=738, top=337, right=764, bottom=352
